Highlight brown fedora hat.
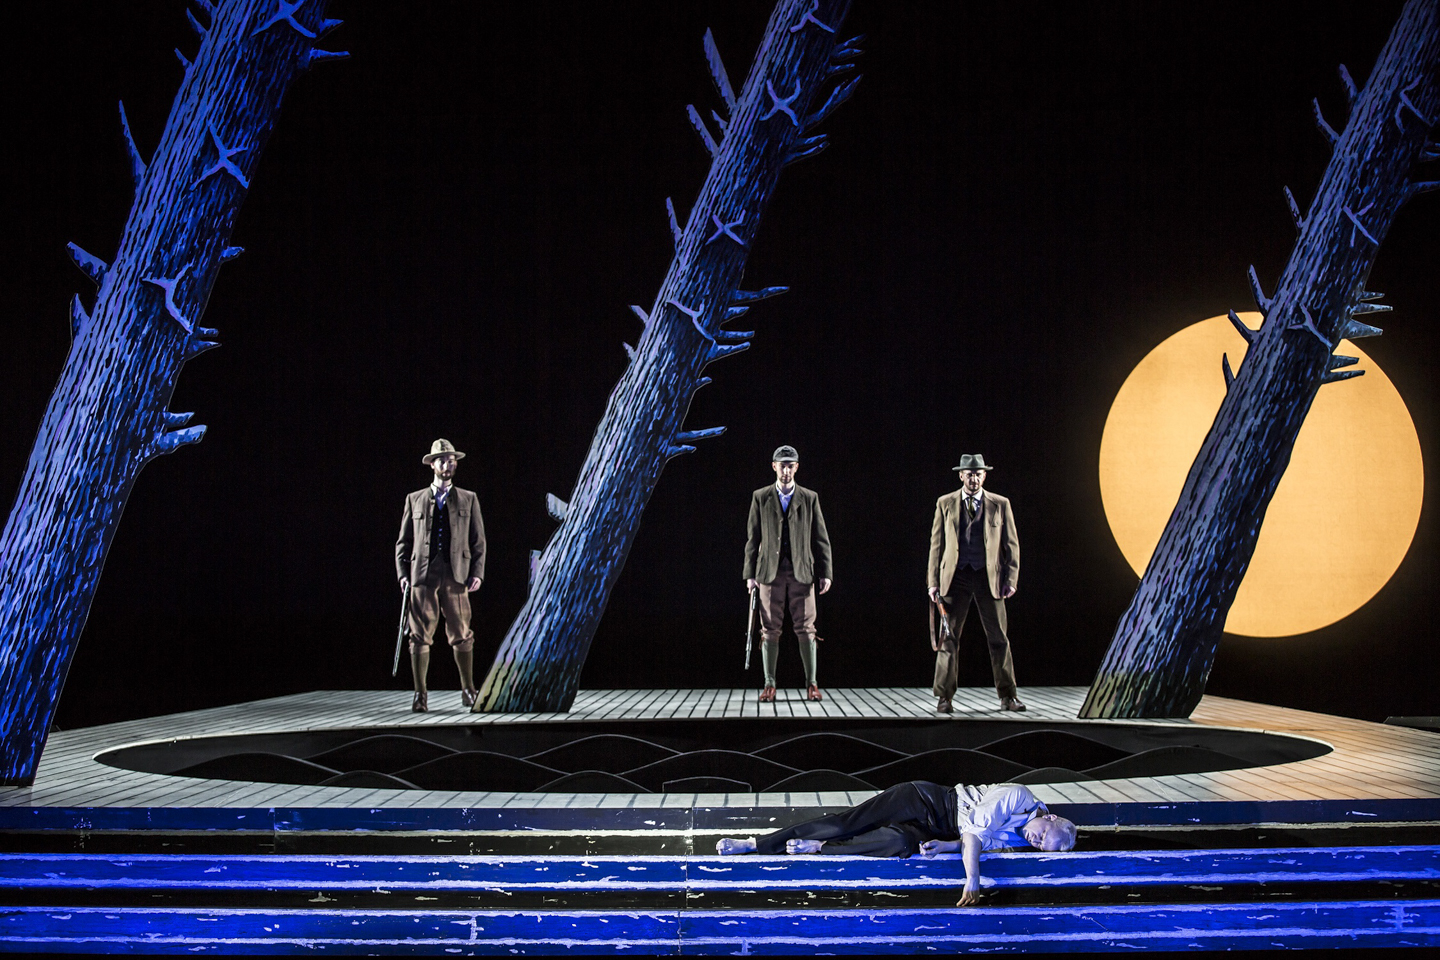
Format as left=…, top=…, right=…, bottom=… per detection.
left=422, top=438, right=466, bottom=464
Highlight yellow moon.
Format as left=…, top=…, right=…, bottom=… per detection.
left=1098, top=312, right=1423, bottom=637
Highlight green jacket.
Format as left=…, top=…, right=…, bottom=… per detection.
left=396, top=486, right=487, bottom=586
left=743, top=483, right=833, bottom=586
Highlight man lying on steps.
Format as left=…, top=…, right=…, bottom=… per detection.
left=716, top=780, right=1077, bottom=906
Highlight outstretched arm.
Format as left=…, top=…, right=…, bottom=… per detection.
left=956, top=833, right=983, bottom=906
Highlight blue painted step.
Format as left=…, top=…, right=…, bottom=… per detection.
left=0, top=847, right=1433, bottom=891
left=0, top=901, right=1436, bottom=954
left=4, top=794, right=1440, bottom=833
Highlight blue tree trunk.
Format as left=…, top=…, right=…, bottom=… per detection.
left=0, top=0, right=345, bottom=783
left=477, top=0, right=859, bottom=712
left=1081, top=0, right=1440, bottom=719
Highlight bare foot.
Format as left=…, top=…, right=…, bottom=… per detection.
left=786, top=839, right=824, bottom=854
left=716, top=837, right=757, bottom=855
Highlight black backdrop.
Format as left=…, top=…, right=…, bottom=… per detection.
left=2, top=1, right=1436, bottom=730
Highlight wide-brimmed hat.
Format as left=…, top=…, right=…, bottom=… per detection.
left=422, top=439, right=466, bottom=464
left=952, top=453, right=993, bottom=472
left=772, top=445, right=799, bottom=463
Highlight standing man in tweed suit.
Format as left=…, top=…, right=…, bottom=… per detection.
left=396, top=439, right=486, bottom=713
left=744, top=445, right=833, bottom=703
left=927, top=454, right=1024, bottom=714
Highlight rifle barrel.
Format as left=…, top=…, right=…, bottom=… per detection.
left=392, top=588, right=410, bottom=677
left=744, top=588, right=759, bottom=670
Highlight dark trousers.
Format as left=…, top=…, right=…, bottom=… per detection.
left=934, top=567, right=1017, bottom=701
left=754, top=781, right=959, bottom=857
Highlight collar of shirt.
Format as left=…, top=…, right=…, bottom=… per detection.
left=963, top=489, right=984, bottom=507
left=955, top=782, right=1043, bottom=851
left=776, top=482, right=796, bottom=508
left=431, top=480, right=453, bottom=508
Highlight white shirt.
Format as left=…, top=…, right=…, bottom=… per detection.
left=431, top=479, right=452, bottom=512
left=955, top=782, right=1045, bottom=851
left=776, top=482, right=795, bottom=512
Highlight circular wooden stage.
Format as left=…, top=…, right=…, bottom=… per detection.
left=0, top=687, right=1436, bottom=953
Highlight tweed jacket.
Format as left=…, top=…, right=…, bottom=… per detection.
left=927, top=489, right=1019, bottom=600
left=395, top=486, right=487, bottom=586
left=743, top=483, right=833, bottom=586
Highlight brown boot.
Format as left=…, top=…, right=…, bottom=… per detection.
left=454, top=648, right=477, bottom=708
left=410, top=647, right=430, bottom=713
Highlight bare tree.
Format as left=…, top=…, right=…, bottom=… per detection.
left=0, top=0, right=346, bottom=783
left=477, top=0, right=860, bottom=712
left=1082, top=0, right=1439, bottom=719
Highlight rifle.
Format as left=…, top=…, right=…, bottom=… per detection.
left=929, top=598, right=952, bottom=652
left=392, top=584, right=411, bottom=677
left=745, top=587, right=760, bottom=670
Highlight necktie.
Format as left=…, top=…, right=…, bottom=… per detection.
left=965, top=497, right=977, bottom=520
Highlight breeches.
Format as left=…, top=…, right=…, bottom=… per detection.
left=934, top=567, right=1016, bottom=700
left=755, top=781, right=959, bottom=857
left=758, top=560, right=816, bottom=643
left=408, top=563, right=475, bottom=652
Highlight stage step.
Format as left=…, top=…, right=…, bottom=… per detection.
left=0, top=849, right=1436, bottom=952
left=0, top=901, right=1437, bottom=954
left=0, top=847, right=1436, bottom=892
left=1, top=819, right=1437, bottom=856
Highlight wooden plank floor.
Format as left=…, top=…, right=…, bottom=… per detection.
left=0, top=687, right=1436, bottom=815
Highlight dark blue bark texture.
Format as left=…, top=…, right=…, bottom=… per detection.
left=0, top=0, right=345, bottom=783
left=1081, top=0, right=1440, bottom=719
left=477, top=0, right=859, bottom=712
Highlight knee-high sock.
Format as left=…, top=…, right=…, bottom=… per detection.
left=453, top=647, right=475, bottom=690
left=798, top=636, right=817, bottom=686
left=762, top=640, right=780, bottom=687
left=410, top=648, right=430, bottom=693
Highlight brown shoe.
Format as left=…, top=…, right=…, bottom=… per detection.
left=807, top=684, right=823, bottom=702
left=937, top=697, right=953, bottom=713
left=759, top=686, right=776, bottom=703
left=411, top=690, right=428, bottom=713
left=461, top=687, right=479, bottom=709
left=1000, top=696, right=1027, bottom=712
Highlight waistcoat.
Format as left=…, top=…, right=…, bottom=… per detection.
left=958, top=498, right=985, bottom=570
left=430, top=499, right=452, bottom=567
